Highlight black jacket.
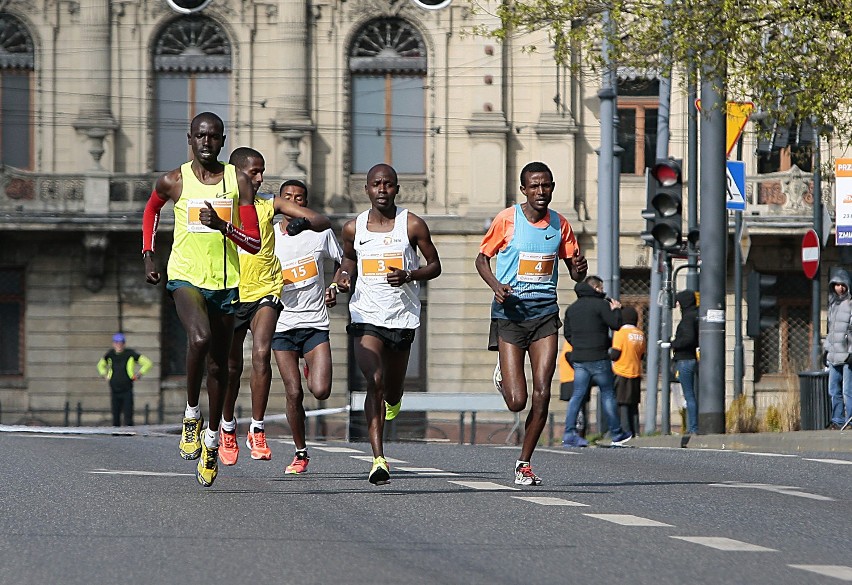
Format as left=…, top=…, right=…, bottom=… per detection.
left=563, top=282, right=623, bottom=362
left=672, top=289, right=699, bottom=361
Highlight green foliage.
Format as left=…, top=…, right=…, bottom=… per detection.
left=468, top=0, right=852, bottom=141
left=764, top=405, right=782, bottom=432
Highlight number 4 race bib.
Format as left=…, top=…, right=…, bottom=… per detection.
left=517, top=252, right=555, bottom=283
left=281, top=255, right=319, bottom=290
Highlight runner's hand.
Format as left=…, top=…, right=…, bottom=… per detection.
left=286, top=217, right=312, bottom=236
left=492, top=283, right=514, bottom=304
left=200, top=201, right=226, bottom=232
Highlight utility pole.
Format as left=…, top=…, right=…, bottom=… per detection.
left=811, top=127, right=823, bottom=369
left=597, top=8, right=616, bottom=295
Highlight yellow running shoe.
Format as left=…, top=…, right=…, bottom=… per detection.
left=384, top=400, right=402, bottom=421
left=368, top=456, right=390, bottom=485
left=179, top=416, right=203, bottom=460
left=196, top=442, right=219, bottom=487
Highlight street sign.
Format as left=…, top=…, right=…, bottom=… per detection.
left=835, top=158, right=852, bottom=246
left=695, top=100, right=755, bottom=157
left=802, top=229, right=820, bottom=279
left=726, top=161, right=746, bottom=211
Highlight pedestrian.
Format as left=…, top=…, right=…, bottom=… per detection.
left=476, top=161, right=587, bottom=485
left=611, top=305, right=646, bottom=437
left=270, top=179, right=342, bottom=474
left=96, top=333, right=153, bottom=427
left=672, top=289, right=699, bottom=435
left=141, top=111, right=261, bottom=487
left=334, top=163, right=442, bottom=485
left=558, top=339, right=592, bottom=437
left=822, top=268, right=852, bottom=430
left=562, top=275, right=629, bottom=448
left=218, top=149, right=331, bottom=467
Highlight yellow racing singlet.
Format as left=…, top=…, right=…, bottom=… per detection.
left=167, top=161, right=240, bottom=290
left=238, top=198, right=283, bottom=302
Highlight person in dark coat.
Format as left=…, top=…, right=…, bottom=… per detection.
left=822, top=268, right=852, bottom=429
left=562, top=275, right=630, bottom=447
left=672, top=289, right=699, bottom=434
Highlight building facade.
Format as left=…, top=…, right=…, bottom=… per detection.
left=0, top=0, right=840, bottom=429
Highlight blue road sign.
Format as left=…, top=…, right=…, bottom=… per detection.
left=726, top=161, right=746, bottom=211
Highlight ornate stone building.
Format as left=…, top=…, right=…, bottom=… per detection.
left=0, top=0, right=840, bottom=429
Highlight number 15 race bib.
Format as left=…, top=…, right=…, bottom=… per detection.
left=517, top=252, right=555, bottom=283
left=281, top=255, right=319, bottom=291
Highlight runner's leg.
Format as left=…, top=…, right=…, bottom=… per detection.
left=497, top=338, right=529, bottom=412
left=205, top=310, right=235, bottom=433
left=223, top=324, right=249, bottom=423
left=274, top=348, right=307, bottom=450
left=248, top=305, right=279, bottom=422
left=521, top=333, right=557, bottom=462
left=172, top=287, right=213, bottom=411
left=354, top=334, right=388, bottom=458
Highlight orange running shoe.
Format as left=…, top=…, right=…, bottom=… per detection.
left=246, top=428, right=272, bottom=460
left=285, top=450, right=310, bottom=474
left=218, top=427, right=239, bottom=466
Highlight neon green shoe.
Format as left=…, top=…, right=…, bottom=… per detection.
left=384, top=400, right=402, bottom=421
left=196, top=442, right=219, bottom=487
left=179, top=416, right=203, bottom=460
left=368, top=456, right=390, bottom=485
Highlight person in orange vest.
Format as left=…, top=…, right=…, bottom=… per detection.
left=610, top=306, right=646, bottom=437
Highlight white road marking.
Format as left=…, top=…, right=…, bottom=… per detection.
left=310, top=446, right=364, bottom=453
left=584, top=514, right=672, bottom=527
left=396, top=467, right=458, bottom=476
left=350, top=456, right=407, bottom=464
left=803, top=458, right=852, bottom=465
left=739, top=452, right=797, bottom=457
left=13, top=434, right=91, bottom=440
left=671, top=536, right=776, bottom=552
left=448, top=481, right=520, bottom=491
left=89, top=469, right=193, bottom=477
left=789, top=565, right=852, bottom=581
left=512, top=496, right=589, bottom=506
left=710, top=481, right=834, bottom=501
left=532, top=447, right=580, bottom=455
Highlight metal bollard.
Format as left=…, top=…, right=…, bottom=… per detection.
left=144, top=404, right=150, bottom=425
left=64, top=401, right=70, bottom=426
left=470, top=411, right=477, bottom=445
left=76, top=402, right=82, bottom=426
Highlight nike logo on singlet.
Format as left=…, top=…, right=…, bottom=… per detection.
left=359, top=239, right=374, bottom=245
left=545, top=234, right=556, bottom=240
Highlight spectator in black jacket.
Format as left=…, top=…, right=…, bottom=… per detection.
left=672, top=289, right=699, bottom=434
left=562, top=276, right=630, bottom=447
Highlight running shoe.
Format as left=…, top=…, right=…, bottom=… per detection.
left=514, top=462, right=542, bottom=486
left=368, top=456, right=390, bottom=485
left=246, top=428, right=272, bottom=460
left=179, top=416, right=203, bottom=460
left=285, top=450, right=310, bottom=474
left=385, top=400, right=402, bottom=421
left=610, top=431, right=633, bottom=447
left=493, top=360, right=504, bottom=396
left=218, top=427, right=239, bottom=466
left=196, top=442, right=219, bottom=487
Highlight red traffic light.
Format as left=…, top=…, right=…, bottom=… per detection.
left=651, top=160, right=681, bottom=187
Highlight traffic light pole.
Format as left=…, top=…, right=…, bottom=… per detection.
left=811, top=130, right=823, bottom=370
left=659, top=253, right=674, bottom=434
left=734, top=210, right=744, bottom=397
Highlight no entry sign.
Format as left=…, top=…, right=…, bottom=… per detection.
left=802, top=229, right=820, bottom=279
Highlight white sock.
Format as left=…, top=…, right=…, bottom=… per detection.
left=516, top=459, right=529, bottom=469
left=251, top=418, right=264, bottom=432
left=204, top=427, right=218, bottom=448
left=185, top=403, right=201, bottom=419
left=221, top=418, right=236, bottom=432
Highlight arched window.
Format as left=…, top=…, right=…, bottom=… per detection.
left=153, top=16, right=231, bottom=171
left=349, top=19, right=426, bottom=175
left=0, top=14, right=35, bottom=170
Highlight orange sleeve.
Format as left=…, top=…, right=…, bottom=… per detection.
left=479, top=208, right=515, bottom=257
left=612, top=328, right=625, bottom=351
left=557, top=213, right=579, bottom=259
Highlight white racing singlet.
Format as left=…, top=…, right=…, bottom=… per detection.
left=349, top=207, right=420, bottom=329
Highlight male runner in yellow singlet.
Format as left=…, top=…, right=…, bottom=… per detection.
left=141, top=112, right=261, bottom=487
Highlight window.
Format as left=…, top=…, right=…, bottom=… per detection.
left=754, top=271, right=810, bottom=383
left=0, top=268, right=24, bottom=375
left=153, top=16, right=231, bottom=171
left=756, top=119, right=814, bottom=174
left=617, top=77, right=659, bottom=175
left=0, top=14, right=34, bottom=170
left=349, top=19, right=427, bottom=174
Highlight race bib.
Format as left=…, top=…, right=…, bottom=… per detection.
left=360, top=252, right=404, bottom=277
left=186, top=198, right=233, bottom=233
left=281, top=255, right=319, bottom=290
left=517, top=252, right=555, bottom=283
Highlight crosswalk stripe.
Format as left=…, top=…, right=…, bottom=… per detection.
left=671, top=536, right=776, bottom=551
left=512, top=496, right=589, bottom=506
left=710, top=481, right=834, bottom=501
left=396, top=467, right=458, bottom=476
left=739, top=452, right=797, bottom=457
left=89, top=469, right=193, bottom=477
left=789, top=565, right=852, bottom=581
left=310, top=446, right=364, bottom=453
left=584, top=514, right=672, bottom=527
left=350, top=456, right=407, bottom=464
left=803, top=458, right=852, bottom=465
left=448, top=481, right=519, bottom=491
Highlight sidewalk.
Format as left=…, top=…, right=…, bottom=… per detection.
left=629, top=428, right=852, bottom=454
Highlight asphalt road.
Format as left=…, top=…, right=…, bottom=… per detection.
left=1, top=432, right=851, bottom=585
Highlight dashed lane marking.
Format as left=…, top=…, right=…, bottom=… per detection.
left=448, top=481, right=520, bottom=491
left=89, top=469, right=193, bottom=477
left=710, top=481, right=834, bottom=501
left=670, top=536, right=776, bottom=552
left=512, top=496, right=589, bottom=506
left=309, top=446, right=365, bottom=453
left=350, top=456, right=407, bottom=464
left=584, top=514, right=672, bottom=527
left=396, top=467, right=459, bottom=476
left=788, top=565, right=852, bottom=581
left=739, top=452, right=798, bottom=457
left=802, top=458, right=852, bottom=465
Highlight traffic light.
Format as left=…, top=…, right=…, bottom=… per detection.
left=746, top=270, right=778, bottom=338
left=641, top=159, right=683, bottom=251
left=166, top=0, right=214, bottom=14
